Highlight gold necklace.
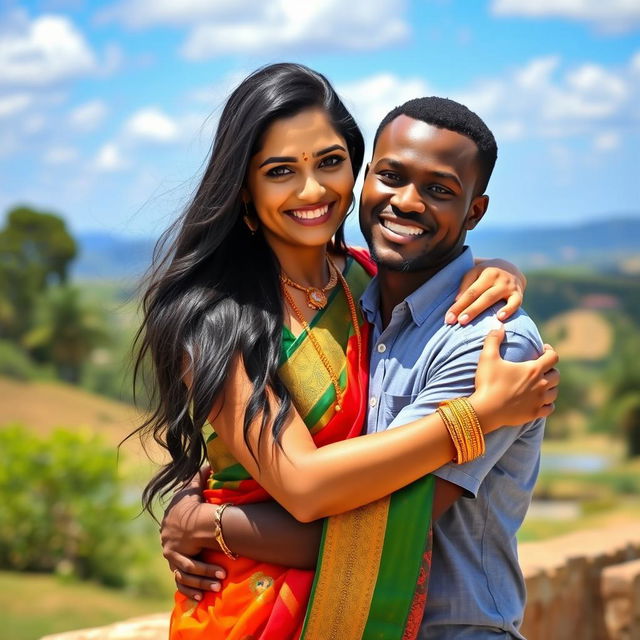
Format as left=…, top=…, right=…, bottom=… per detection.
left=280, top=258, right=338, bottom=310
left=282, top=256, right=361, bottom=412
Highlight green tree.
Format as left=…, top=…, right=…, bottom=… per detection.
left=24, top=286, right=109, bottom=384
left=0, top=206, right=77, bottom=340
left=603, top=322, right=640, bottom=457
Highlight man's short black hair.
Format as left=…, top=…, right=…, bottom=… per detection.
left=374, top=97, right=498, bottom=194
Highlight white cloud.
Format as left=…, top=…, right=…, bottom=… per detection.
left=491, top=0, right=640, bottom=33
left=0, top=14, right=97, bottom=87
left=123, top=107, right=180, bottom=143
left=100, top=0, right=259, bottom=28
left=94, top=143, right=126, bottom=171
left=69, top=99, right=108, bottom=131
left=593, top=131, right=620, bottom=152
left=103, top=0, right=409, bottom=58
left=23, top=114, right=46, bottom=134
left=44, top=146, right=79, bottom=165
left=339, top=73, right=431, bottom=142
left=0, top=93, right=32, bottom=118
left=450, top=54, right=637, bottom=140
left=515, top=56, right=559, bottom=89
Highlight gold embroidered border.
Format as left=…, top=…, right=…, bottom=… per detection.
left=302, top=497, right=390, bottom=639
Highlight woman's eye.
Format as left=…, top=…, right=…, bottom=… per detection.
left=266, top=165, right=292, bottom=177
left=319, top=154, right=345, bottom=168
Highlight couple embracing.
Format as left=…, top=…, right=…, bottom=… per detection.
left=135, top=63, right=558, bottom=639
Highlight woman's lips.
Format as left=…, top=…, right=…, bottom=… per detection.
left=285, top=202, right=334, bottom=226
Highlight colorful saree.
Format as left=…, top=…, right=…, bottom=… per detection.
left=169, top=251, right=435, bottom=640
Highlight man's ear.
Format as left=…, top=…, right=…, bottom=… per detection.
left=465, top=194, right=488, bottom=230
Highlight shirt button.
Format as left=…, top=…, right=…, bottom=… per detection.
left=369, top=397, right=377, bottom=408
left=377, top=343, right=386, bottom=353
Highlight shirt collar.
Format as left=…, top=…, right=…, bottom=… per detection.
left=360, top=247, right=475, bottom=328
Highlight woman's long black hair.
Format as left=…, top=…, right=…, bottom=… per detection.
left=132, top=63, right=365, bottom=512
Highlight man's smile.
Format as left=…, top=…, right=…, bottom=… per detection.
left=377, top=210, right=431, bottom=244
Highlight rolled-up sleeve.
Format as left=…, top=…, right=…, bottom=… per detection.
left=388, top=328, right=543, bottom=498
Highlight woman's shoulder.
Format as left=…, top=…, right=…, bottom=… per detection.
left=345, top=246, right=377, bottom=276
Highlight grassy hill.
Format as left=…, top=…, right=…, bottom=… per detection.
left=0, top=376, right=139, bottom=443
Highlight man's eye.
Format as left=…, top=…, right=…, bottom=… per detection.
left=429, top=185, right=450, bottom=195
left=266, top=166, right=292, bottom=177
left=379, top=171, right=401, bottom=182
left=319, top=155, right=345, bottom=168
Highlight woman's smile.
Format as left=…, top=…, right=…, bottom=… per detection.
left=284, top=201, right=334, bottom=225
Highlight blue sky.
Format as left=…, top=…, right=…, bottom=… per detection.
left=1, top=0, right=638, bottom=241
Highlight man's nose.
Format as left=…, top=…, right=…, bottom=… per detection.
left=389, top=183, right=425, bottom=214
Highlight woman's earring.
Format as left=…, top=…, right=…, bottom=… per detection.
left=243, top=202, right=258, bottom=235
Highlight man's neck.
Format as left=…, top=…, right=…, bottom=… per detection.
left=377, top=249, right=466, bottom=329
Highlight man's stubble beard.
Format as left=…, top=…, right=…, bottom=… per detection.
left=366, top=225, right=469, bottom=274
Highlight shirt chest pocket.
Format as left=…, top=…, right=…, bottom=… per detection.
left=381, top=391, right=418, bottom=426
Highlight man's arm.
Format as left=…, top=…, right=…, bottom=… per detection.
left=433, top=478, right=463, bottom=520
left=388, top=320, right=545, bottom=504
left=161, top=474, right=322, bottom=600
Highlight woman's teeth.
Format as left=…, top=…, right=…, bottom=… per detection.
left=382, top=219, right=425, bottom=236
left=289, top=204, right=329, bottom=220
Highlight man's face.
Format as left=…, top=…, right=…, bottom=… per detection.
left=360, top=115, right=488, bottom=273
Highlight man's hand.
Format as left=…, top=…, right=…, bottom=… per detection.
left=160, top=473, right=226, bottom=601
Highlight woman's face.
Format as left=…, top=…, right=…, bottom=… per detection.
left=246, top=107, right=355, bottom=253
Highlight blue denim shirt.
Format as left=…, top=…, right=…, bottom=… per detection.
left=360, top=247, right=545, bottom=639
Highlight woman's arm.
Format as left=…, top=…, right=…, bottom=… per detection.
left=212, top=327, right=558, bottom=523
left=446, top=258, right=526, bottom=325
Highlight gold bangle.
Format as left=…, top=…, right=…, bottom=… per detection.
left=214, top=503, right=238, bottom=560
left=438, top=398, right=485, bottom=464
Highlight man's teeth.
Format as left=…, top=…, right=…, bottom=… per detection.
left=290, top=204, right=329, bottom=219
left=382, top=219, right=425, bottom=236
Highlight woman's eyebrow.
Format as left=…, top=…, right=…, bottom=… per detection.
left=258, top=156, right=297, bottom=168
left=258, top=144, right=346, bottom=168
left=313, top=144, right=346, bottom=157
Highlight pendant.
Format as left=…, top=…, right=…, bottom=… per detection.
left=307, top=288, right=327, bottom=309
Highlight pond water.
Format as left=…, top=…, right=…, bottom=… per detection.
left=540, top=452, right=612, bottom=473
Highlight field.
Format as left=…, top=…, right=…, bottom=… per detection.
left=0, top=571, right=171, bottom=640
left=2, top=263, right=639, bottom=639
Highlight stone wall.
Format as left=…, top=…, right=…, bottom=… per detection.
left=42, top=523, right=640, bottom=640
left=520, top=523, right=640, bottom=639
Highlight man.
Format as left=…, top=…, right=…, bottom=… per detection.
left=162, top=97, right=557, bottom=638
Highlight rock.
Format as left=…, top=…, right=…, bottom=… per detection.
left=40, top=613, right=169, bottom=640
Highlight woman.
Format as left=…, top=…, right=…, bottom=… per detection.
left=135, top=63, right=557, bottom=639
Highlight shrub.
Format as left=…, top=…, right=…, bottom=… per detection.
left=0, top=425, right=154, bottom=590
left=0, top=341, right=38, bottom=381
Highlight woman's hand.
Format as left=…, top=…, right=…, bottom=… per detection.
left=470, top=325, right=559, bottom=431
left=160, top=481, right=226, bottom=601
left=447, top=259, right=526, bottom=326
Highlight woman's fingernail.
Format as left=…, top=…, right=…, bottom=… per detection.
left=212, top=583, right=221, bottom=592
left=194, top=593, right=202, bottom=601
left=215, top=570, right=225, bottom=579
left=445, top=312, right=456, bottom=324
left=498, top=311, right=506, bottom=319
left=459, top=314, right=469, bottom=324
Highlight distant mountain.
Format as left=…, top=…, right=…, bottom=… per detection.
left=468, top=216, right=640, bottom=270
left=74, top=215, right=640, bottom=280
left=73, top=233, right=155, bottom=280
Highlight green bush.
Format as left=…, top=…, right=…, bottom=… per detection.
left=0, top=341, right=38, bottom=381
left=0, top=425, right=158, bottom=591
